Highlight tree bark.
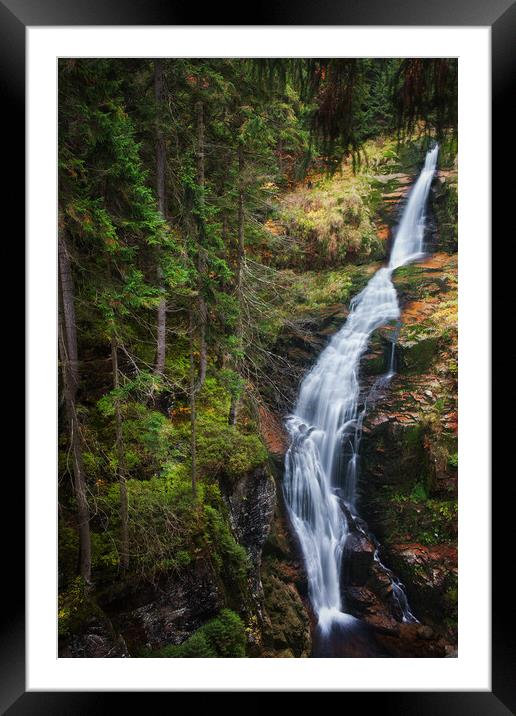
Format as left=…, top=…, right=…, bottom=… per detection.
left=196, top=99, right=207, bottom=388
left=58, top=217, right=79, bottom=397
left=236, top=147, right=245, bottom=304
left=58, top=229, right=91, bottom=583
left=111, top=335, right=129, bottom=569
left=229, top=147, right=245, bottom=426
left=154, top=60, right=167, bottom=376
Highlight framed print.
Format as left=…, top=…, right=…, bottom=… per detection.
left=5, top=0, right=514, bottom=710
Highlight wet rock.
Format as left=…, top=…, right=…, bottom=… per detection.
left=343, top=531, right=376, bottom=585
left=344, top=586, right=398, bottom=631
left=260, top=476, right=312, bottom=657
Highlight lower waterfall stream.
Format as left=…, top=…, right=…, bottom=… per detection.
left=283, top=146, right=439, bottom=644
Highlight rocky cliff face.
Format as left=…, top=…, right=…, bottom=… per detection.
left=357, top=251, right=458, bottom=653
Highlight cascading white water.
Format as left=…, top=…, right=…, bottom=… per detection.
left=283, top=145, right=439, bottom=633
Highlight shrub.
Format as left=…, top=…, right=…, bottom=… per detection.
left=144, top=609, right=246, bottom=658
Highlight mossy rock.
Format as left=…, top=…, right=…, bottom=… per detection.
left=398, top=335, right=440, bottom=373
left=261, top=557, right=311, bottom=657
left=362, top=350, right=387, bottom=376
left=430, top=174, right=458, bottom=253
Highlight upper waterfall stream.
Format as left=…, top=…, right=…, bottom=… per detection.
left=283, top=146, right=439, bottom=635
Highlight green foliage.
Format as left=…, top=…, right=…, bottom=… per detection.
left=90, top=456, right=249, bottom=586
left=167, top=374, right=268, bottom=482
left=218, top=368, right=245, bottom=400
left=91, top=398, right=175, bottom=480
left=144, top=609, right=246, bottom=658
left=93, top=472, right=201, bottom=577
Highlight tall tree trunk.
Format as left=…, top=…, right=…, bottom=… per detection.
left=189, top=310, right=197, bottom=498
left=58, top=217, right=79, bottom=397
left=196, top=99, right=207, bottom=388
left=236, top=147, right=245, bottom=306
left=277, top=137, right=284, bottom=177
left=229, top=147, right=245, bottom=426
left=58, top=228, right=91, bottom=583
left=111, top=335, right=129, bottom=569
left=154, top=60, right=167, bottom=376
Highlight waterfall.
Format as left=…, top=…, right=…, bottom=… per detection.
left=283, top=145, right=439, bottom=633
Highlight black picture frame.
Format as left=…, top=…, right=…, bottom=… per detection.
left=6, top=0, right=514, bottom=710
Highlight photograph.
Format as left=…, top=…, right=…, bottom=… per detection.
left=57, top=57, right=459, bottom=660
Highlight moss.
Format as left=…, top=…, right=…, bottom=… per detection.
left=203, top=504, right=250, bottom=595
left=142, top=609, right=247, bottom=658
left=393, top=263, right=427, bottom=293
left=444, top=576, right=458, bottom=615
left=403, top=423, right=424, bottom=451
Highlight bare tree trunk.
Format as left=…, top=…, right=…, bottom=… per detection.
left=236, top=147, right=245, bottom=305
left=58, top=229, right=91, bottom=583
left=189, top=310, right=197, bottom=498
left=229, top=147, right=245, bottom=426
left=154, top=59, right=167, bottom=376
left=277, top=137, right=284, bottom=176
left=111, top=335, right=129, bottom=569
left=228, top=397, right=238, bottom=427
left=196, top=99, right=207, bottom=388
left=58, top=218, right=79, bottom=397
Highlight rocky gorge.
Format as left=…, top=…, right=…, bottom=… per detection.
left=58, top=141, right=458, bottom=660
